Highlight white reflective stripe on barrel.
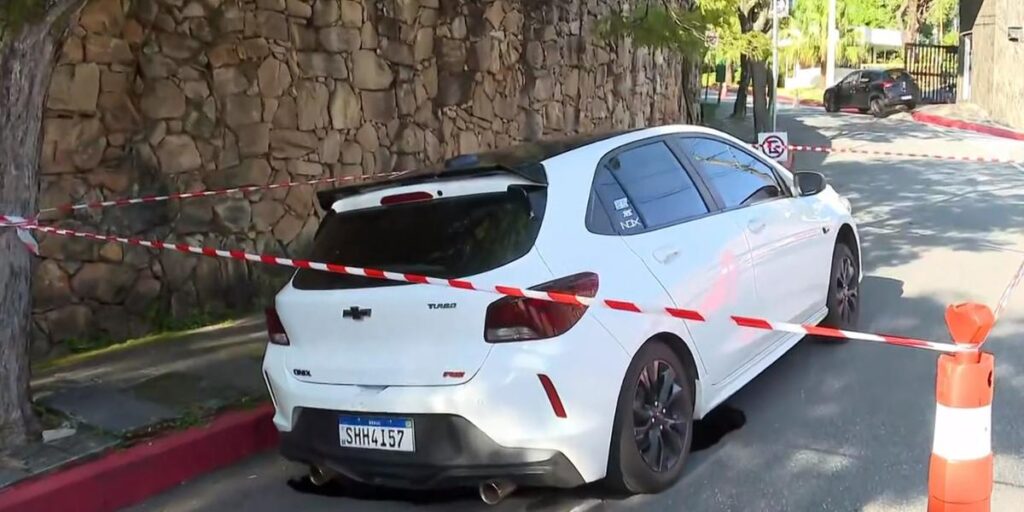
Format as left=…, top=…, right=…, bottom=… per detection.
left=932, top=404, right=992, bottom=461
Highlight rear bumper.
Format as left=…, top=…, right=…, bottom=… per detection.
left=280, top=408, right=584, bottom=489
left=262, top=316, right=631, bottom=485
left=883, top=94, right=919, bottom=106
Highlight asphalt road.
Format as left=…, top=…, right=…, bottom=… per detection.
left=131, top=105, right=1024, bottom=512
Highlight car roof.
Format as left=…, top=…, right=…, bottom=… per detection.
left=543, top=124, right=749, bottom=161
left=315, top=130, right=637, bottom=209
left=314, top=125, right=737, bottom=210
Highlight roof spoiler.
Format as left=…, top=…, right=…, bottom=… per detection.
left=315, top=162, right=546, bottom=211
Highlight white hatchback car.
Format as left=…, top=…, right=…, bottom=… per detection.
left=262, top=125, right=861, bottom=501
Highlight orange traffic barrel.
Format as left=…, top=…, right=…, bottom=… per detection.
left=928, top=303, right=995, bottom=512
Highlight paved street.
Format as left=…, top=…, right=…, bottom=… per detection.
left=132, top=105, right=1024, bottom=511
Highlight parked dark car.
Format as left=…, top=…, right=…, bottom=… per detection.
left=823, top=68, right=921, bottom=117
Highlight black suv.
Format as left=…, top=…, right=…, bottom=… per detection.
left=823, top=68, right=921, bottom=117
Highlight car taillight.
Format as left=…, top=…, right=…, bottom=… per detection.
left=380, top=191, right=433, bottom=205
left=265, top=306, right=290, bottom=346
left=484, top=272, right=599, bottom=343
left=882, top=80, right=895, bottom=88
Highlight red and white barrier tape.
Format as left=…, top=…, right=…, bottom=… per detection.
left=0, top=215, right=41, bottom=254
left=994, top=258, right=1024, bottom=322
left=22, top=222, right=976, bottom=354
left=4, top=143, right=1017, bottom=222
left=0, top=214, right=35, bottom=227
left=33, top=170, right=410, bottom=217
left=783, top=144, right=1024, bottom=165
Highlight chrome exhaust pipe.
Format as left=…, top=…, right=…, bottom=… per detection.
left=479, top=479, right=517, bottom=505
left=308, top=465, right=334, bottom=487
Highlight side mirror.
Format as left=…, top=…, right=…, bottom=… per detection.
left=795, top=171, right=827, bottom=196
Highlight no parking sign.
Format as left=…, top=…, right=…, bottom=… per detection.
left=757, top=131, right=789, bottom=163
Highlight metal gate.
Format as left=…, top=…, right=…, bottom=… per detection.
left=904, top=43, right=960, bottom=103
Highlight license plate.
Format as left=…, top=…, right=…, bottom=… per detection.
left=338, top=416, right=415, bottom=452
left=901, top=94, right=912, bottom=100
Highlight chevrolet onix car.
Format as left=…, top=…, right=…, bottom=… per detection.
left=262, top=125, right=861, bottom=502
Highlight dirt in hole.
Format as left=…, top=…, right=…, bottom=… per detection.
left=691, top=403, right=746, bottom=452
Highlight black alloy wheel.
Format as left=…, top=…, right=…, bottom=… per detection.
left=633, top=360, right=689, bottom=472
left=824, top=92, right=839, bottom=113
left=870, top=97, right=885, bottom=118
left=822, top=242, right=860, bottom=334
left=607, top=341, right=694, bottom=494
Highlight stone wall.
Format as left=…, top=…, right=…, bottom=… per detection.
left=33, top=0, right=697, bottom=354
left=966, top=0, right=1024, bottom=129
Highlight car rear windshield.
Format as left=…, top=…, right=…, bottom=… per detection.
left=292, top=187, right=546, bottom=290
left=885, top=69, right=911, bottom=81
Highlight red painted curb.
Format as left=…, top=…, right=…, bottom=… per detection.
left=0, top=404, right=278, bottom=512
left=912, top=111, right=1024, bottom=141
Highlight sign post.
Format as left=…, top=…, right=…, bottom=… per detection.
left=771, top=0, right=789, bottom=132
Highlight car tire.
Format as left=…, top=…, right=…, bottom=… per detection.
left=821, top=241, right=860, bottom=334
left=870, top=98, right=886, bottom=118
left=606, top=340, right=694, bottom=495
left=907, top=102, right=917, bottom=111
left=824, top=93, right=839, bottom=113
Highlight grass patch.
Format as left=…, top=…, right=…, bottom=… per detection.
left=35, top=315, right=243, bottom=373
left=120, top=397, right=270, bottom=445
left=146, top=307, right=234, bottom=333
left=32, top=402, right=71, bottom=431
left=779, top=86, right=826, bottom=103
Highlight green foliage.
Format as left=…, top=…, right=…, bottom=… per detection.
left=146, top=304, right=234, bottom=333
left=172, top=406, right=208, bottom=430
left=0, top=0, right=46, bottom=41
left=597, top=0, right=770, bottom=63
left=923, top=0, right=957, bottom=43
left=926, top=0, right=957, bottom=28
left=940, top=30, right=958, bottom=46
left=843, top=0, right=902, bottom=29
left=783, top=0, right=902, bottom=68
left=61, top=308, right=234, bottom=355
left=66, top=335, right=115, bottom=354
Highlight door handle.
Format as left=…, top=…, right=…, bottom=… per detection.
left=653, top=247, right=680, bottom=264
left=747, top=218, right=766, bottom=234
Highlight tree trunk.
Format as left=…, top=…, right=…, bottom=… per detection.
left=0, top=0, right=82, bottom=450
left=682, top=54, right=701, bottom=124
left=750, top=59, right=769, bottom=135
left=732, top=55, right=751, bottom=118
left=901, top=0, right=927, bottom=44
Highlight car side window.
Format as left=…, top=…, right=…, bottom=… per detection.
left=588, top=140, right=709, bottom=235
left=842, top=72, right=859, bottom=85
left=678, top=137, right=783, bottom=209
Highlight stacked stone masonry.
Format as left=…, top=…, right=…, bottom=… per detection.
left=34, top=0, right=698, bottom=353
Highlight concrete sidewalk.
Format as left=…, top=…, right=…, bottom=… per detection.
left=0, top=315, right=268, bottom=491
left=912, top=103, right=1024, bottom=141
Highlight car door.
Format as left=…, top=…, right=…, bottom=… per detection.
left=676, top=136, right=833, bottom=330
left=856, top=71, right=878, bottom=108
left=836, top=71, right=860, bottom=107
left=589, top=137, right=768, bottom=385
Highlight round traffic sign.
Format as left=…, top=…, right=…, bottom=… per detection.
left=761, top=135, right=786, bottom=159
